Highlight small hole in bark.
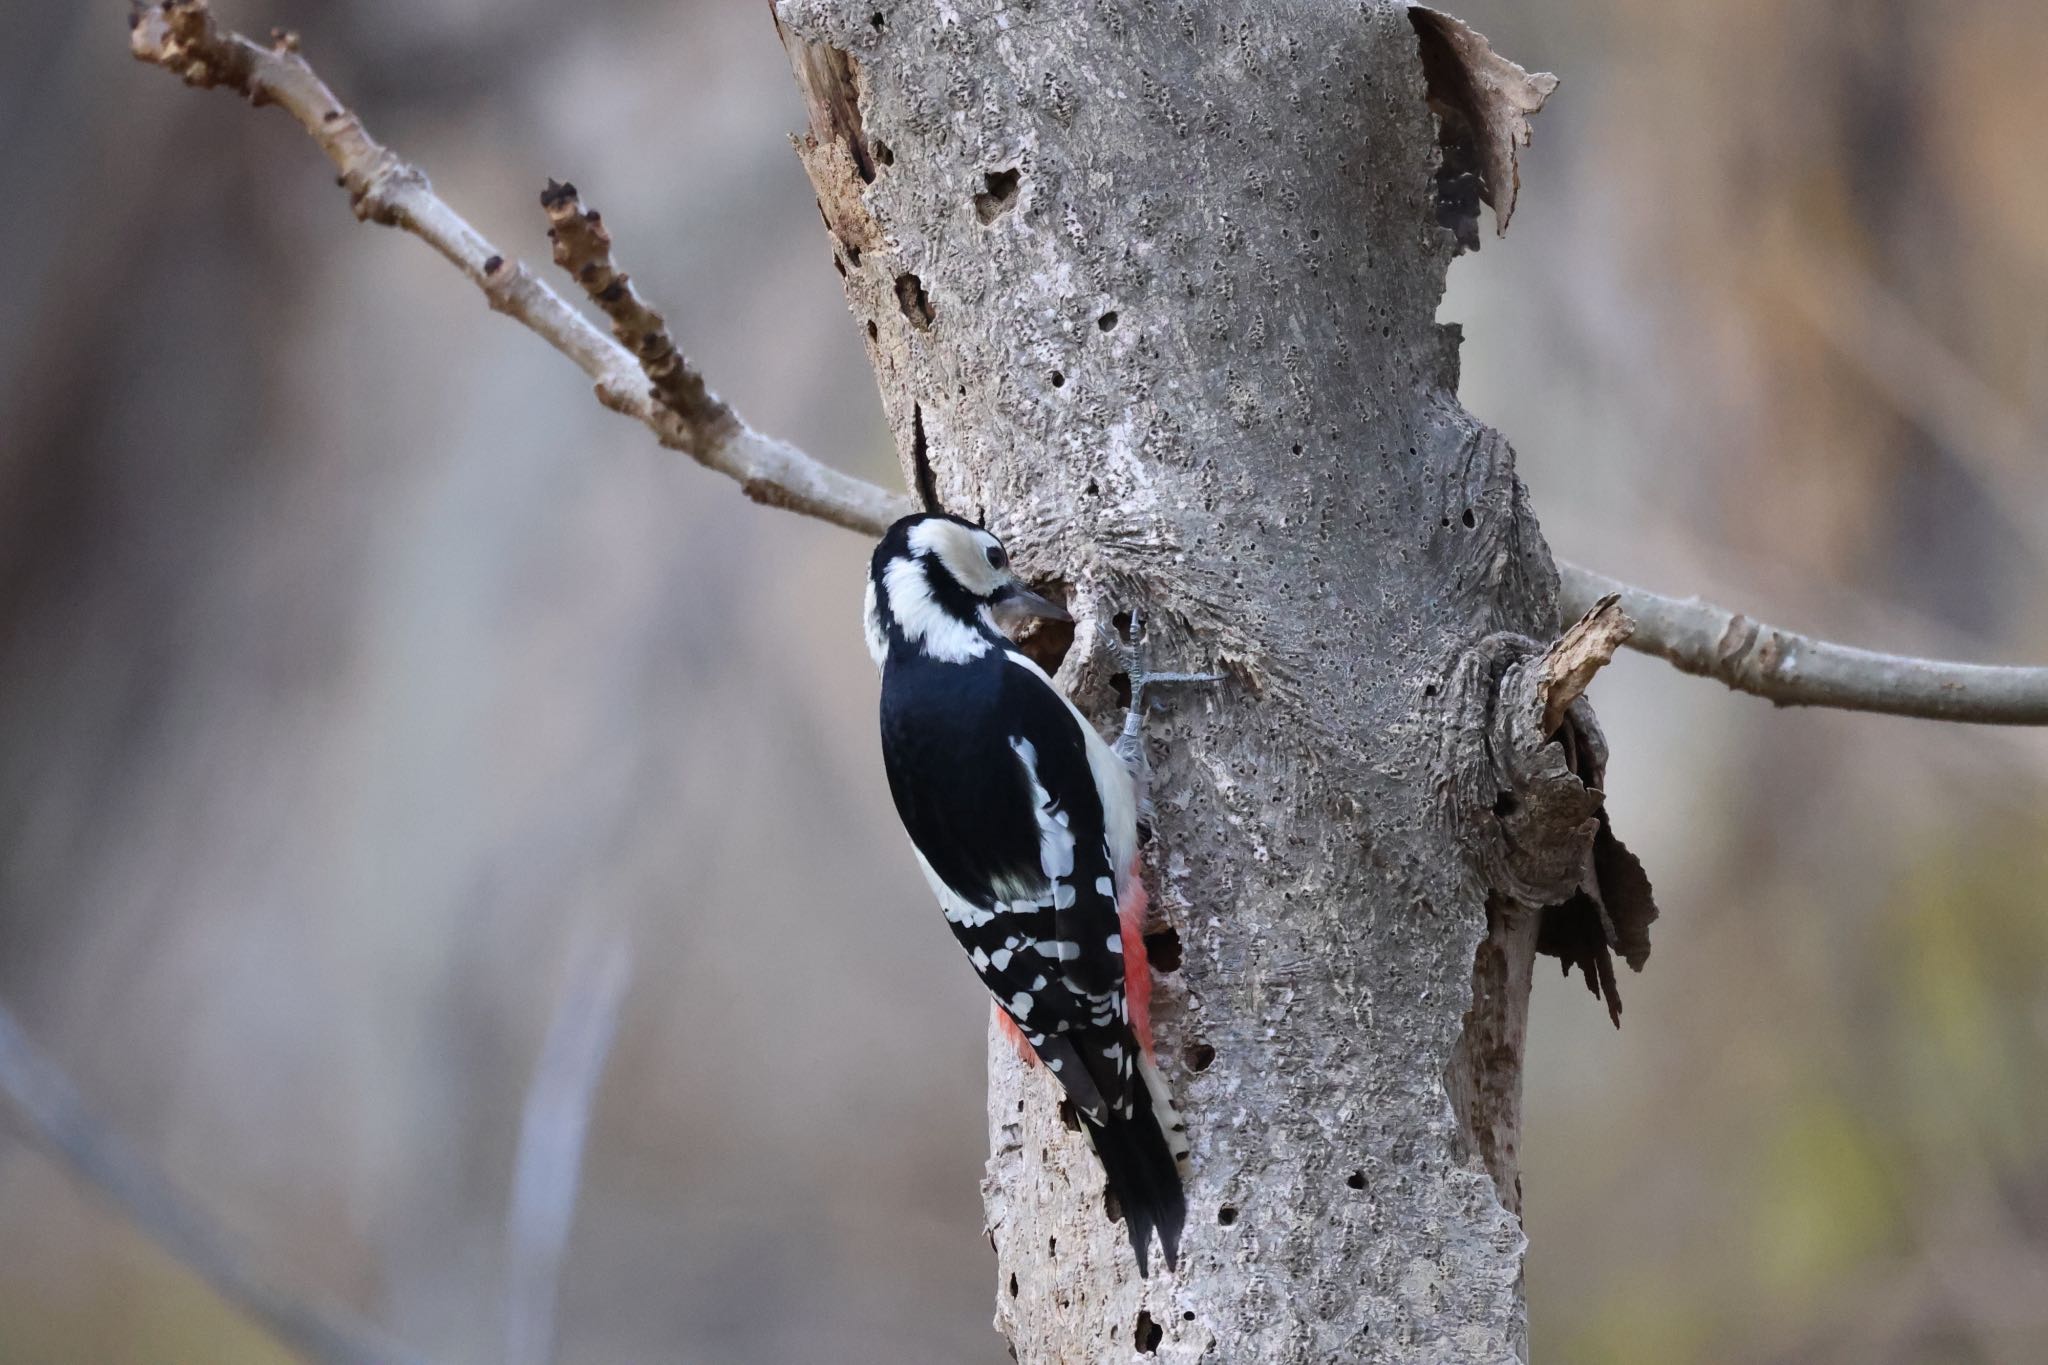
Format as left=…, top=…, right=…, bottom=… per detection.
left=1085, top=479, right=1099, bottom=496
left=846, top=243, right=862, bottom=266
left=870, top=11, right=885, bottom=30
left=1183, top=1312, right=1196, bottom=1322
left=1145, top=926, right=1182, bottom=973
left=895, top=273, right=934, bottom=329
left=1347, top=1169, right=1366, bottom=1190
left=1440, top=515, right=1452, bottom=528
left=1057, top=1098, right=1082, bottom=1132
left=975, top=167, right=1022, bottom=223
left=1049, top=371, right=1066, bottom=389
left=1135, top=1312, right=1163, bottom=1354
left=866, top=319, right=878, bottom=341
left=1186, top=1041, right=1215, bottom=1071
left=1104, top=1186, right=1124, bottom=1225
left=1217, top=1205, right=1239, bottom=1226
left=872, top=138, right=894, bottom=166
left=1310, top=228, right=1322, bottom=240
left=1291, top=443, right=1303, bottom=455
left=1009, top=1272, right=1019, bottom=1297
left=1423, top=683, right=1438, bottom=698
left=1097, top=310, right=1118, bottom=331
left=1493, top=790, right=1518, bottom=818
left=1049, top=1235, right=1057, bottom=1256
left=1461, top=508, right=1475, bottom=528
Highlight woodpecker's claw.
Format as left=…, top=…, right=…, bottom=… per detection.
left=1117, top=607, right=1220, bottom=715
left=1112, top=606, right=1219, bottom=824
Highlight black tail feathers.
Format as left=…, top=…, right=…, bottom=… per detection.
left=1084, top=1081, right=1187, bottom=1276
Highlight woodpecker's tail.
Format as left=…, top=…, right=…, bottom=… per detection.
left=1084, top=1055, right=1188, bottom=1276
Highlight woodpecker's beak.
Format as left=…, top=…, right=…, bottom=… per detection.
left=991, top=581, right=1072, bottom=627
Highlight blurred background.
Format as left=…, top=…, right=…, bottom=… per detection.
left=2, top=1, right=2045, bottom=1361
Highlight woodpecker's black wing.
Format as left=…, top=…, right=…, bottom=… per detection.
left=880, top=646, right=1184, bottom=1272
left=880, top=649, right=1127, bottom=1071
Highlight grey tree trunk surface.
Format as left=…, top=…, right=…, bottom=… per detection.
left=776, top=2, right=1642, bottom=1360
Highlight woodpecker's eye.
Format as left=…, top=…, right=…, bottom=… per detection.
left=985, top=545, right=1008, bottom=571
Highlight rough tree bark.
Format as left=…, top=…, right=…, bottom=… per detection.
left=775, top=3, right=1644, bottom=1360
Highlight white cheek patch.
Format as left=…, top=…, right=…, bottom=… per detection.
left=862, top=578, right=887, bottom=667
left=883, top=555, right=990, bottom=663
left=907, top=519, right=1003, bottom=597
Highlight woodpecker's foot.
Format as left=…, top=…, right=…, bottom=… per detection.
left=1113, top=607, right=1219, bottom=824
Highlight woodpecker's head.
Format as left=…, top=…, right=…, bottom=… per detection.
left=865, top=513, right=1069, bottom=666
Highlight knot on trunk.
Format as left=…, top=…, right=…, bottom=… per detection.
left=1437, top=599, right=1659, bottom=1022
left=1440, top=629, right=1600, bottom=906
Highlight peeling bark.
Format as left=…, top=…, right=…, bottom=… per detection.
left=1409, top=6, right=1558, bottom=243
left=775, top=4, right=1643, bottom=1360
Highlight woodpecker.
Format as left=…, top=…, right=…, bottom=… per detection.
left=867, top=512, right=1191, bottom=1275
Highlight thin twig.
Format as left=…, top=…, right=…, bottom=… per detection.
left=503, top=928, right=633, bottom=1365
left=127, top=1, right=2048, bottom=725
left=1558, top=562, right=2048, bottom=725
left=538, top=180, right=727, bottom=451
left=0, top=998, right=427, bottom=1365
left=127, top=0, right=903, bottom=536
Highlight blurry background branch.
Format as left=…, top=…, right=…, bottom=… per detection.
left=503, top=927, right=633, bottom=1365
left=1777, top=244, right=2048, bottom=562
left=124, top=1, right=2048, bottom=731
left=0, top=999, right=428, bottom=1365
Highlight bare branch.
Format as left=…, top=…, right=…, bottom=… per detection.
left=127, top=1, right=2048, bottom=727
left=1558, top=561, right=2048, bottom=725
left=504, top=928, right=633, bottom=1365
left=128, top=0, right=905, bottom=537
left=0, top=997, right=427, bottom=1365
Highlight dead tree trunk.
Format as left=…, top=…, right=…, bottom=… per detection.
left=776, top=2, right=1645, bottom=1360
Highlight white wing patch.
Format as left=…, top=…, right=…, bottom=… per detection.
left=1005, top=650, right=1139, bottom=886
left=1009, top=738, right=1077, bottom=895
left=911, top=847, right=997, bottom=928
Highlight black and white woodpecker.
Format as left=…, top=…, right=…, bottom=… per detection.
left=866, top=513, right=1192, bottom=1275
